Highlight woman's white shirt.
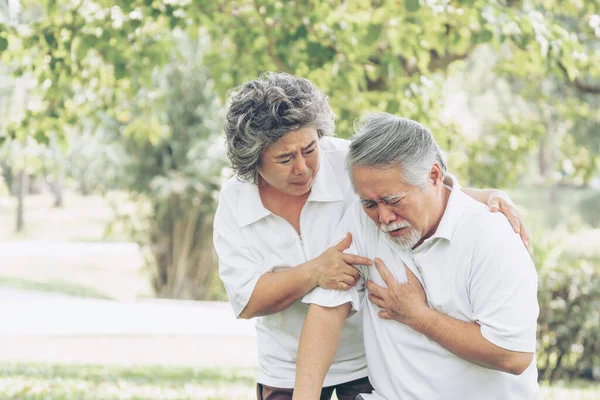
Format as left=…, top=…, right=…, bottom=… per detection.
left=213, top=136, right=367, bottom=389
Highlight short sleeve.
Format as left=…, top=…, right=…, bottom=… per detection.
left=470, top=220, right=539, bottom=352
left=213, top=193, right=265, bottom=318
left=302, top=199, right=367, bottom=312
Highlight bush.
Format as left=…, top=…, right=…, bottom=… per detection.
left=107, top=33, right=227, bottom=300
left=535, top=230, right=600, bottom=382
left=580, top=191, right=600, bottom=228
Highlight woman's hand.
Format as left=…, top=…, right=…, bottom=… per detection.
left=487, top=190, right=530, bottom=251
left=311, top=232, right=372, bottom=291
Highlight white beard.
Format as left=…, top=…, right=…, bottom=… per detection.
left=380, top=221, right=422, bottom=252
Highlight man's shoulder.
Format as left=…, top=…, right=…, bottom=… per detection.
left=454, top=192, right=516, bottom=241
left=451, top=193, right=530, bottom=271
left=453, top=194, right=522, bottom=251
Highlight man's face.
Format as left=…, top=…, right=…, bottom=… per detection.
left=352, top=164, right=442, bottom=251
left=258, top=127, right=320, bottom=197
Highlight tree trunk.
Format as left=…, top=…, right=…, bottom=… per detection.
left=49, top=133, right=65, bottom=207
left=49, top=178, right=64, bottom=208
left=538, top=136, right=553, bottom=179
left=15, top=169, right=28, bottom=232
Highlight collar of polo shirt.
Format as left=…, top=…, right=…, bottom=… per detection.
left=419, top=174, right=466, bottom=245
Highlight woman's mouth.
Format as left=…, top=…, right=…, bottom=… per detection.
left=291, top=179, right=310, bottom=186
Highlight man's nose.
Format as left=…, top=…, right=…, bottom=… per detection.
left=378, top=205, right=397, bottom=225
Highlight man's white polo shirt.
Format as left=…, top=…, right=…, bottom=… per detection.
left=213, top=136, right=368, bottom=389
left=303, top=176, right=540, bottom=399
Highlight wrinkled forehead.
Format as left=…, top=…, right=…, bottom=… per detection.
left=351, top=164, right=413, bottom=199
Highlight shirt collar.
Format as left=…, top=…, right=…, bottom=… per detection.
left=236, top=180, right=272, bottom=228
left=425, top=174, right=466, bottom=243
left=306, top=148, right=344, bottom=203
left=235, top=147, right=344, bottom=228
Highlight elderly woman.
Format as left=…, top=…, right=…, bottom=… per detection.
left=213, top=72, right=528, bottom=400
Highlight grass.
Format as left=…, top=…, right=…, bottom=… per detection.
left=540, top=380, right=600, bottom=400
left=0, top=192, right=127, bottom=242
left=0, top=363, right=255, bottom=400
left=0, top=362, right=599, bottom=400
left=0, top=276, right=114, bottom=300
left=0, top=191, right=154, bottom=300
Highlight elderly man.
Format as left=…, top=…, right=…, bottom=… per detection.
left=292, top=113, right=539, bottom=400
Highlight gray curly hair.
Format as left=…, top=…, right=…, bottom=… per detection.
left=224, top=72, right=335, bottom=183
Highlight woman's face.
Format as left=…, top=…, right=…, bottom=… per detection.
left=258, top=127, right=320, bottom=197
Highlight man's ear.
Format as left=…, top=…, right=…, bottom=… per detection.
left=429, top=163, right=444, bottom=186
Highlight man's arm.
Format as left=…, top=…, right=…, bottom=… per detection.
left=367, top=259, right=534, bottom=376
left=410, top=307, right=533, bottom=375
left=293, top=303, right=351, bottom=400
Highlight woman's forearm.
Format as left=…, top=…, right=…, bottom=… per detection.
left=461, top=187, right=491, bottom=204
left=239, top=260, right=318, bottom=319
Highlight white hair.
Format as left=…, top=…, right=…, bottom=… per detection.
left=347, top=113, right=447, bottom=187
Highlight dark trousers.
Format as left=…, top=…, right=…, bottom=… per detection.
left=256, top=376, right=373, bottom=400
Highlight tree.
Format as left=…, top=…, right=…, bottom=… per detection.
left=2, top=0, right=599, bottom=299
left=112, top=32, right=227, bottom=299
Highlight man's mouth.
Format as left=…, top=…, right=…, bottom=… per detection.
left=388, top=227, right=407, bottom=237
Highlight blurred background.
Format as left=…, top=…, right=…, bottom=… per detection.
left=0, top=0, right=599, bottom=399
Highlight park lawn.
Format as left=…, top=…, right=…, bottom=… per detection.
left=0, top=275, right=115, bottom=300
left=0, top=363, right=255, bottom=400
left=0, top=363, right=599, bottom=400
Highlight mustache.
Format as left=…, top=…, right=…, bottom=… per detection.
left=380, top=221, right=411, bottom=232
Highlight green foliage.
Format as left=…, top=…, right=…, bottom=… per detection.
left=1, top=0, right=598, bottom=186
left=111, top=33, right=227, bottom=300
left=580, top=191, right=600, bottom=228
left=198, top=0, right=599, bottom=141
left=463, top=119, right=540, bottom=188
left=535, top=231, right=600, bottom=382
left=0, top=0, right=185, bottom=146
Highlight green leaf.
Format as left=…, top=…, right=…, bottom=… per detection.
left=366, top=24, right=383, bottom=46
left=114, top=62, right=127, bottom=80
left=44, top=29, right=57, bottom=48
left=405, top=0, right=420, bottom=12
left=34, top=130, right=50, bottom=145
left=74, top=38, right=91, bottom=61
left=479, top=29, right=493, bottom=43
left=0, top=36, right=7, bottom=52
left=471, top=29, right=493, bottom=45
left=294, top=25, right=308, bottom=40
left=386, top=99, right=400, bottom=114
